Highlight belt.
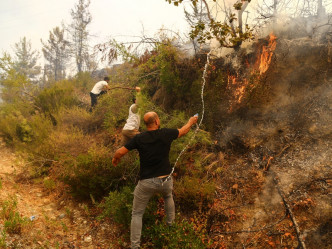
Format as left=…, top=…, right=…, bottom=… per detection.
left=158, top=176, right=171, bottom=182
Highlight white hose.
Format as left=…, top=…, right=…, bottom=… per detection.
left=162, top=49, right=212, bottom=184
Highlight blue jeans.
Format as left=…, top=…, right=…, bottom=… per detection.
left=131, top=177, right=175, bottom=249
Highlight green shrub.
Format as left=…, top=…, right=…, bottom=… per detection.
left=74, top=72, right=94, bottom=91
left=26, top=124, right=94, bottom=172
left=0, top=64, right=31, bottom=104
left=27, top=114, right=53, bottom=143
left=0, top=104, right=34, bottom=145
left=96, top=90, right=131, bottom=129
left=99, top=185, right=209, bottom=248
left=0, top=196, right=29, bottom=234
left=58, top=145, right=139, bottom=200
left=34, top=80, right=79, bottom=115
left=0, top=230, right=6, bottom=248
left=98, top=186, right=161, bottom=230
left=43, top=177, right=56, bottom=190
left=136, top=42, right=202, bottom=113
left=62, top=152, right=115, bottom=200
left=15, top=115, right=33, bottom=142
left=98, top=186, right=134, bottom=228
left=57, top=107, right=95, bottom=133
left=142, top=218, right=208, bottom=249
left=174, top=176, right=215, bottom=212
left=0, top=109, right=20, bottom=144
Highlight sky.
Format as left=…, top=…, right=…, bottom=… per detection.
left=0, top=0, right=190, bottom=60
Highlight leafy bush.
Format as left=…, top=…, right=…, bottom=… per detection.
left=73, top=71, right=94, bottom=91
left=34, top=80, right=80, bottom=115
left=0, top=109, right=22, bottom=144
left=0, top=79, right=80, bottom=149
left=61, top=151, right=115, bottom=200
left=98, top=186, right=210, bottom=249
left=15, top=116, right=33, bottom=142
left=0, top=230, right=6, bottom=248
left=0, top=196, right=29, bottom=234
left=98, top=186, right=166, bottom=230
left=98, top=186, right=134, bottom=228
left=53, top=142, right=139, bottom=200
left=174, top=176, right=215, bottom=213
left=93, top=88, right=131, bottom=132
left=57, top=107, right=95, bottom=133
left=0, top=63, right=31, bottom=104
left=0, top=102, right=33, bottom=144
left=0, top=104, right=53, bottom=151
left=137, top=42, right=201, bottom=112
left=142, top=218, right=208, bottom=249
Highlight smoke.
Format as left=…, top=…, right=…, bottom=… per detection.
left=257, top=9, right=332, bottom=41
left=207, top=4, right=332, bottom=245
left=217, top=30, right=332, bottom=188
left=177, top=40, right=197, bottom=59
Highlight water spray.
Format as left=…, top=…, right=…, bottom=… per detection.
left=162, top=49, right=212, bottom=184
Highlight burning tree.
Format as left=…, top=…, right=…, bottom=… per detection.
left=165, top=1, right=332, bottom=248
left=204, top=20, right=331, bottom=249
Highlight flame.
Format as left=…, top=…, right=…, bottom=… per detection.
left=228, top=75, right=237, bottom=85
left=227, top=33, right=277, bottom=112
left=258, top=33, right=277, bottom=74
left=236, top=79, right=249, bottom=103
left=227, top=75, right=249, bottom=106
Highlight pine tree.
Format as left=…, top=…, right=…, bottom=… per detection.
left=68, top=0, right=92, bottom=73
left=13, top=37, right=41, bottom=82
left=41, top=27, right=70, bottom=82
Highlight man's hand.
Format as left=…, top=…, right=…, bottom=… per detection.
left=112, top=146, right=129, bottom=166
left=112, top=157, right=120, bottom=166
left=104, top=85, right=111, bottom=91
left=189, top=116, right=198, bottom=126
left=178, top=115, right=199, bottom=138
left=135, top=86, right=141, bottom=92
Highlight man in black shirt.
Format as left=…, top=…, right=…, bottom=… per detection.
left=112, top=111, right=198, bottom=249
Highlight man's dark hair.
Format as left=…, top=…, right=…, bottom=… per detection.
left=104, top=76, right=110, bottom=82
left=132, top=97, right=136, bottom=103
left=144, top=113, right=157, bottom=127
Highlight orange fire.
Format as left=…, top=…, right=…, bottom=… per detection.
left=257, top=33, right=277, bottom=74
left=236, top=79, right=249, bottom=103
left=228, top=75, right=237, bottom=85
left=227, top=33, right=277, bottom=112
left=227, top=75, right=249, bottom=106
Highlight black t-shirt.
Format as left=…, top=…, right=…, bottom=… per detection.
left=124, top=128, right=179, bottom=180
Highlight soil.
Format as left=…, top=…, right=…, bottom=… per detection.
left=0, top=140, right=118, bottom=249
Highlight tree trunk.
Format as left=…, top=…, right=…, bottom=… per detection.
left=238, top=1, right=249, bottom=35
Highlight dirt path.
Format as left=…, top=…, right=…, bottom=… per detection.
left=0, top=140, right=116, bottom=249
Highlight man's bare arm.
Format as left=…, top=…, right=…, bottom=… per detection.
left=112, top=146, right=129, bottom=166
left=131, top=90, right=141, bottom=114
left=178, top=116, right=198, bottom=138
left=104, top=84, right=111, bottom=91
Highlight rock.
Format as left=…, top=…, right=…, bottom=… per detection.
left=30, top=215, right=37, bottom=221
left=84, top=235, right=92, bottom=243
left=58, top=213, right=66, bottom=219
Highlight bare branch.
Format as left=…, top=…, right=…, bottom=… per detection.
left=273, top=173, right=307, bottom=249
